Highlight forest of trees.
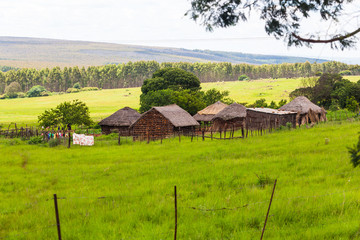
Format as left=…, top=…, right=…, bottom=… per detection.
left=0, top=61, right=359, bottom=94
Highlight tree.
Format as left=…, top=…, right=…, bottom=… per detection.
left=4, top=82, right=21, bottom=98
left=202, top=88, right=233, bottom=106
left=187, top=0, right=359, bottom=49
left=38, top=100, right=93, bottom=148
left=27, top=85, right=47, bottom=98
left=141, top=67, right=201, bottom=94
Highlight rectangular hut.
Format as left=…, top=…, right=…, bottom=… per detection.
left=131, top=104, right=199, bottom=141
left=99, top=107, right=141, bottom=135
left=246, top=108, right=297, bottom=131
left=193, top=101, right=228, bottom=123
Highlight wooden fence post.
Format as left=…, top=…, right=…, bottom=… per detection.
left=118, top=132, right=121, bottom=145
left=202, top=129, right=205, bottom=141
left=260, top=179, right=277, bottom=240
left=53, top=194, right=62, bottom=240
left=174, top=186, right=177, bottom=240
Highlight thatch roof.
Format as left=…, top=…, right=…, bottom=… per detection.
left=193, top=101, right=228, bottom=122
left=279, top=96, right=323, bottom=114
left=212, top=103, right=247, bottom=121
left=99, top=107, right=141, bottom=127
left=133, top=104, right=199, bottom=127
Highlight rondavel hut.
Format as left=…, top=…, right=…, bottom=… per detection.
left=99, top=107, right=141, bottom=135
left=211, top=103, right=247, bottom=137
left=279, top=96, right=327, bottom=125
left=193, top=101, right=228, bottom=124
left=130, top=104, right=199, bottom=140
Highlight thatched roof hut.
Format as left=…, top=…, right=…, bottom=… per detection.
left=99, top=107, right=141, bottom=135
left=211, top=103, right=247, bottom=136
left=279, top=96, right=327, bottom=125
left=131, top=104, right=199, bottom=140
left=193, top=101, right=228, bottom=122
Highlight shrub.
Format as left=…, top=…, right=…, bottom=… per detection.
left=286, top=122, right=292, bottom=130
left=27, top=85, right=47, bottom=97
left=346, top=96, right=359, bottom=113
left=40, top=91, right=50, bottom=96
left=255, top=173, right=273, bottom=188
left=0, top=94, right=8, bottom=99
left=17, top=92, right=26, bottom=98
left=349, top=133, right=360, bottom=168
left=5, top=82, right=21, bottom=98
left=48, top=138, right=61, bottom=147
left=238, top=74, right=249, bottom=81
left=73, top=82, right=81, bottom=89
left=339, top=70, right=352, bottom=76
left=66, top=88, right=80, bottom=93
left=80, top=87, right=99, bottom=92
left=28, top=136, right=44, bottom=145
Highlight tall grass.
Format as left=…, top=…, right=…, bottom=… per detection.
left=0, top=120, right=359, bottom=239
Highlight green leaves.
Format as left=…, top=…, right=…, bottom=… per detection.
left=38, top=99, right=93, bottom=128
left=349, top=134, right=360, bottom=168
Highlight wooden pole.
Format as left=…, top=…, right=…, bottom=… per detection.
left=260, top=179, right=277, bottom=240
left=118, top=132, right=121, bottom=145
left=174, top=186, right=177, bottom=240
left=53, top=194, right=62, bottom=240
left=68, top=131, right=71, bottom=148
left=202, top=129, right=205, bottom=141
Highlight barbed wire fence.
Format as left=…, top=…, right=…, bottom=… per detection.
left=2, top=178, right=360, bottom=239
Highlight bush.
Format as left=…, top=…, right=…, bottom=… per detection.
left=339, top=70, right=352, bottom=76
left=40, top=91, right=50, bottom=96
left=48, top=138, right=61, bottom=147
left=238, top=74, right=249, bottom=81
left=73, top=82, right=81, bottom=89
left=28, top=136, right=44, bottom=145
left=0, top=94, right=8, bottom=99
left=27, top=85, right=47, bottom=97
left=5, top=82, right=21, bottom=98
left=346, top=96, right=359, bottom=113
left=17, top=92, right=26, bottom=98
left=66, top=88, right=80, bottom=93
left=80, top=87, right=99, bottom=92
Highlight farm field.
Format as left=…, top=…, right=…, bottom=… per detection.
left=0, top=120, right=359, bottom=239
left=1, top=75, right=359, bottom=125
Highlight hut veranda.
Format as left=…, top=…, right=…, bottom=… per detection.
left=130, top=104, right=199, bottom=140
left=99, top=107, right=141, bottom=135
left=279, top=96, right=327, bottom=125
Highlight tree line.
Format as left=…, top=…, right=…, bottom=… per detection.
left=0, top=61, right=359, bottom=94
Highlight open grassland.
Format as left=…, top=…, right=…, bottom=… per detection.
left=0, top=120, right=360, bottom=239
left=1, top=76, right=359, bottom=125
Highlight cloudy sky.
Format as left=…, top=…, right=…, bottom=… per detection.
left=2, top=0, right=360, bottom=63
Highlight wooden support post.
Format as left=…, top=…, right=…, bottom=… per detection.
left=53, top=194, right=62, bottom=240
left=211, top=130, right=213, bottom=140
left=178, top=128, right=181, bottom=143
left=118, top=132, right=121, bottom=145
left=260, top=179, right=277, bottom=240
left=174, top=186, right=177, bottom=240
left=202, top=129, right=205, bottom=141
left=68, top=131, right=71, bottom=148
left=241, top=126, right=244, bottom=138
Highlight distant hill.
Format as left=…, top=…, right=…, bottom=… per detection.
left=0, top=36, right=328, bottom=68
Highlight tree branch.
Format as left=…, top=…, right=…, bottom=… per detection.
left=292, top=27, right=360, bottom=44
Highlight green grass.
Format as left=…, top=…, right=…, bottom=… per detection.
left=2, top=76, right=359, bottom=126
left=0, top=120, right=360, bottom=239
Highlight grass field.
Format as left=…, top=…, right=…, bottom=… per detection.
left=0, top=120, right=359, bottom=239
left=1, top=76, right=359, bottom=125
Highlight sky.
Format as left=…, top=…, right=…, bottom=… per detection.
left=1, top=0, right=360, bottom=63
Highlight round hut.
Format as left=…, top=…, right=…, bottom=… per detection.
left=279, top=96, right=327, bottom=125
left=193, top=101, right=228, bottom=123
left=99, top=107, right=141, bottom=135
left=211, top=103, right=247, bottom=137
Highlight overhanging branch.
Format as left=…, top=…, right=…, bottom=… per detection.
left=292, top=27, right=360, bottom=44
